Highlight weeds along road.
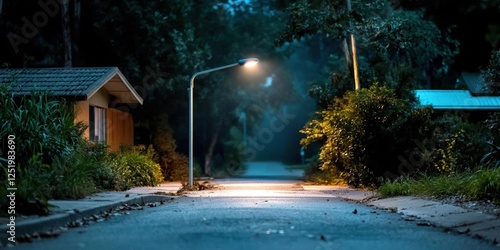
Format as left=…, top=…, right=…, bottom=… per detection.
left=10, top=162, right=498, bottom=250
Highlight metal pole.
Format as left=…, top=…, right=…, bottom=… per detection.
left=346, top=0, right=360, bottom=90
left=188, top=85, right=194, bottom=187
left=242, top=111, right=247, bottom=144
left=188, top=63, right=240, bottom=187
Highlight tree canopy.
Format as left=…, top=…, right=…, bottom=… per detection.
left=276, top=0, right=459, bottom=107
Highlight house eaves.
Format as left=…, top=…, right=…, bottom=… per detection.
left=0, top=67, right=143, bottom=105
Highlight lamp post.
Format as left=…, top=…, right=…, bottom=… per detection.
left=188, top=58, right=259, bottom=187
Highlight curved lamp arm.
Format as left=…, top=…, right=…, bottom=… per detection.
left=188, top=58, right=259, bottom=186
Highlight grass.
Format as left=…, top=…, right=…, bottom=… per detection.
left=378, top=167, right=500, bottom=204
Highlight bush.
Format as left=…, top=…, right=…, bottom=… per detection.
left=50, top=154, right=97, bottom=200
left=0, top=87, right=86, bottom=214
left=109, top=145, right=164, bottom=188
left=150, top=114, right=192, bottom=181
left=303, top=155, right=345, bottom=185
left=428, top=114, right=489, bottom=174
left=0, top=85, right=167, bottom=215
left=0, top=88, right=85, bottom=168
left=480, top=51, right=500, bottom=167
left=300, top=84, right=432, bottom=187
left=1, top=155, right=52, bottom=215
left=48, top=141, right=122, bottom=198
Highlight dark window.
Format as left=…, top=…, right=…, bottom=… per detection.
left=89, top=106, right=106, bottom=142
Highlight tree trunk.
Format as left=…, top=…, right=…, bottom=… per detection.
left=62, top=0, right=72, bottom=67
left=0, top=0, right=3, bottom=17
left=204, top=119, right=223, bottom=176
left=341, top=38, right=352, bottom=69
left=72, top=0, right=81, bottom=64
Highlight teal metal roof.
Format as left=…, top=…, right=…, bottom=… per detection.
left=415, top=90, right=500, bottom=110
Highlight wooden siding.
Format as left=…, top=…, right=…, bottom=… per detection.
left=107, top=108, right=134, bottom=151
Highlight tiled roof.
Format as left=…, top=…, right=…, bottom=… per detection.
left=0, top=67, right=143, bottom=104
left=415, top=90, right=500, bottom=110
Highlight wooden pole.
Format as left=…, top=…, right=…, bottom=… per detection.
left=346, top=0, right=360, bottom=90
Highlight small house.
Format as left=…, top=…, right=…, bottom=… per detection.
left=0, top=67, right=143, bottom=151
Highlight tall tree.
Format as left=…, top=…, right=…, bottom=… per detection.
left=81, top=0, right=295, bottom=176
left=192, top=1, right=294, bottom=175
left=398, top=0, right=500, bottom=72
left=62, top=0, right=71, bottom=67
left=276, top=0, right=458, bottom=105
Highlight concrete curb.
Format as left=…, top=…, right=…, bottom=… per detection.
left=0, top=195, right=172, bottom=246
left=348, top=195, right=500, bottom=247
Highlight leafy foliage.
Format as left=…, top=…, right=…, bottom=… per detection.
left=429, top=114, right=489, bottom=174
left=49, top=141, right=122, bottom=198
left=0, top=86, right=86, bottom=214
left=277, top=0, right=459, bottom=97
left=300, top=84, right=432, bottom=187
left=482, top=50, right=500, bottom=95
left=0, top=87, right=86, bottom=168
left=302, top=155, right=345, bottom=185
left=150, top=114, right=197, bottom=181
left=108, top=145, right=164, bottom=188
left=0, top=87, right=164, bottom=215
left=481, top=50, right=500, bottom=167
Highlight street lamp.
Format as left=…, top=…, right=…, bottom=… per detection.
left=188, top=58, right=259, bottom=187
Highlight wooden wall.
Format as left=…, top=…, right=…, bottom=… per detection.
left=107, top=108, right=134, bottom=151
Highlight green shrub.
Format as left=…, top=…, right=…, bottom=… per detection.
left=48, top=141, right=120, bottom=198
left=300, top=84, right=432, bottom=187
left=109, top=146, right=164, bottom=188
left=479, top=51, right=500, bottom=167
left=482, top=143, right=500, bottom=168
left=0, top=86, right=86, bottom=214
left=1, top=155, right=52, bottom=215
left=150, top=114, right=191, bottom=181
left=429, top=114, right=489, bottom=174
left=50, top=154, right=97, bottom=200
left=0, top=88, right=85, bottom=168
left=303, top=155, right=345, bottom=185
left=83, top=142, right=122, bottom=190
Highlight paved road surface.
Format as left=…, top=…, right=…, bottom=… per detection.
left=9, top=162, right=498, bottom=250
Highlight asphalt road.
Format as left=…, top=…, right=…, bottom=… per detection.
left=9, top=162, right=498, bottom=250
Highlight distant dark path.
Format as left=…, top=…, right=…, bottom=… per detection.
left=218, top=161, right=304, bottom=181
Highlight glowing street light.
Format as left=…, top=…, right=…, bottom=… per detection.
left=188, top=58, right=259, bottom=187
